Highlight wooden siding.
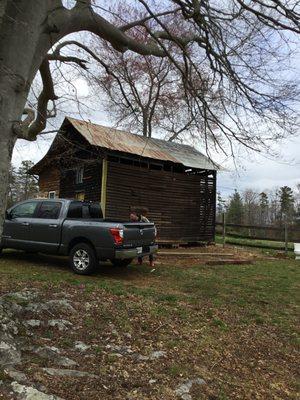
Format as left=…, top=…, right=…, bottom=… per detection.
left=38, top=168, right=60, bottom=197
left=106, top=161, right=216, bottom=242
left=59, top=162, right=102, bottom=202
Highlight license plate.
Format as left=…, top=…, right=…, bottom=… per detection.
left=137, top=247, right=143, bottom=254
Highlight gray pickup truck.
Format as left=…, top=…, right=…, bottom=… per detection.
left=0, top=199, right=158, bottom=274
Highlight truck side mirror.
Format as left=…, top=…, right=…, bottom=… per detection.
left=5, top=210, right=12, bottom=220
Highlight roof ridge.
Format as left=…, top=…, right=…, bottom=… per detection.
left=63, top=116, right=219, bottom=170
left=66, top=116, right=205, bottom=155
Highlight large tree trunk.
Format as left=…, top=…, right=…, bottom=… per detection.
left=0, top=1, right=52, bottom=238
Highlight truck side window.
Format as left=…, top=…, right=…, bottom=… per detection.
left=37, top=202, right=62, bottom=219
left=67, top=202, right=83, bottom=218
left=10, top=202, right=38, bottom=219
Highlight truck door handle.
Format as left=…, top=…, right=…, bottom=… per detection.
left=49, top=224, right=58, bottom=228
left=21, top=222, right=29, bottom=226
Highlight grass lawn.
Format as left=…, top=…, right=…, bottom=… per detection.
left=215, top=234, right=295, bottom=253
left=0, top=250, right=299, bottom=399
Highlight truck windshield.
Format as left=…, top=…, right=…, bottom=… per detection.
left=67, top=201, right=103, bottom=219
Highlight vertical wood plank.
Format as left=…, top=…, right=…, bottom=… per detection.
left=101, top=158, right=108, bottom=217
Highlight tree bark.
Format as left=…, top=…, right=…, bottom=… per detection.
left=0, top=1, right=51, bottom=237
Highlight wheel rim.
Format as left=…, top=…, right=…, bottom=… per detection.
left=73, top=249, right=90, bottom=270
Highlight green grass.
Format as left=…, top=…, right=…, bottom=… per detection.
left=215, top=234, right=294, bottom=252
left=0, top=250, right=299, bottom=398
left=0, top=250, right=298, bottom=333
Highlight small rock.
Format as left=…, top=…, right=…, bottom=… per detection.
left=149, top=379, right=157, bottom=384
left=25, top=303, right=48, bottom=313
left=5, top=290, right=38, bottom=303
left=149, top=350, right=166, bottom=360
left=47, top=299, right=75, bottom=313
left=4, top=369, right=28, bottom=383
left=136, top=355, right=149, bottom=361
left=23, top=320, right=41, bottom=328
left=0, top=341, right=21, bottom=366
left=57, top=356, right=78, bottom=367
left=74, top=341, right=91, bottom=352
left=175, top=378, right=206, bottom=400
left=106, top=344, right=133, bottom=355
left=33, top=346, right=60, bottom=358
left=135, top=350, right=166, bottom=362
left=48, top=320, right=73, bottom=331
left=43, top=368, right=98, bottom=379
left=32, top=346, right=77, bottom=367
left=1, top=320, right=19, bottom=335
left=11, top=381, right=63, bottom=400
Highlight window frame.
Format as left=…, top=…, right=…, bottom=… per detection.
left=48, top=191, right=56, bottom=199
left=36, top=201, right=62, bottom=220
left=10, top=201, right=39, bottom=219
left=75, top=166, right=84, bottom=184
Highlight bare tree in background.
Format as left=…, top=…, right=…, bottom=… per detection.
left=89, top=3, right=218, bottom=141
left=243, top=189, right=259, bottom=225
left=0, top=0, right=299, bottom=238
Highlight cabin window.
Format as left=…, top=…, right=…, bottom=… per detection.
left=76, top=191, right=85, bottom=201
left=48, top=191, right=56, bottom=199
left=76, top=166, right=84, bottom=184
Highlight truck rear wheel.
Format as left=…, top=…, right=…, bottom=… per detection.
left=110, top=258, right=133, bottom=268
left=70, top=243, right=97, bottom=275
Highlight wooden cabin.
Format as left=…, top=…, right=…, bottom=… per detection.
left=29, top=117, right=219, bottom=244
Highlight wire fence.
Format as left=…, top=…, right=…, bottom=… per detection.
left=215, top=214, right=300, bottom=253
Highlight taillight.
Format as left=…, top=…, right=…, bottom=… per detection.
left=110, top=228, right=124, bottom=245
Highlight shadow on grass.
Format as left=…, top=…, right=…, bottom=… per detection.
left=0, top=249, right=153, bottom=281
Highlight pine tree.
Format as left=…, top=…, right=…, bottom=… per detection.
left=279, top=186, right=294, bottom=223
left=7, top=161, right=39, bottom=206
left=227, top=190, right=243, bottom=224
left=259, top=192, right=269, bottom=225
left=7, top=165, right=18, bottom=208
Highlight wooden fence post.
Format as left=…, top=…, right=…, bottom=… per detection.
left=284, top=219, right=288, bottom=255
left=222, top=212, right=226, bottom=248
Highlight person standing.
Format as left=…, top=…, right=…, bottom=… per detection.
left=137, top=207, right=155, bottom=268
left=129, top=207, right=155, bottom=268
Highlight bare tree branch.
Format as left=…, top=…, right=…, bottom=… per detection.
left=120, top=8, right=181, bottom=32
left=13, top=60, right=58, bottom=141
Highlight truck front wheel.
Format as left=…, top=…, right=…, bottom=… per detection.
left=69, top=243, right=97, bottom=275
left=110, top=258, right=133, bottom=268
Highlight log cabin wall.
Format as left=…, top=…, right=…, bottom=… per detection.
left=105, top=161, right=216, bottom=242
left=38, top=168, right=61, bottom=198
left=59, top=162, right=102, bottom=202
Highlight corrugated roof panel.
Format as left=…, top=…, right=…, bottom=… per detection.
left=67, top=117, right=218, bottom=170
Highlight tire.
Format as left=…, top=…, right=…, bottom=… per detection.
left=110, top=258, right=133, bottom=268
left=69, top=243, right=97, bottom=275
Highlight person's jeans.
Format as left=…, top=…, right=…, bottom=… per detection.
left=138, top=254, right=154, bottom=263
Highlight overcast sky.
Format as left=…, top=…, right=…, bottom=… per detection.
left=13, top=100, right=300, bottom=199
left=12, top=34, right=300, bottom=199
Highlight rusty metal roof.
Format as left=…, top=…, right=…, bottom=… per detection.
left=66, top=117, right=219, bottom=170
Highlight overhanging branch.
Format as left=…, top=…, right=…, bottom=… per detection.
left=13, top=59, right=58, bottom=141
